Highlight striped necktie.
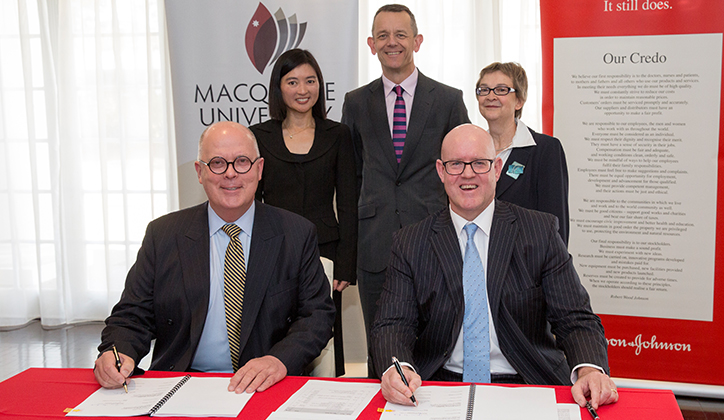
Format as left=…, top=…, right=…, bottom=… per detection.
left=462, top=223, right=491, bottom=383
left=392, top=85, right=406, bottom=163
left=221, top=223, right=246, bottom=372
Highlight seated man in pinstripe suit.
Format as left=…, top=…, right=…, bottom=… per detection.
left=371, top=124, right=618, bottom=409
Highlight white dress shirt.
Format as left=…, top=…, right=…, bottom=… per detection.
left=444, top=201, right=518, bottom=375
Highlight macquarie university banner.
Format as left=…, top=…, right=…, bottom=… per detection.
left=541, top=1, right=724, bottom=391
left=165, top=1, right=359, bottom=207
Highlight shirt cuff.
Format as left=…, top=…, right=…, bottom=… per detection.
left=382, top=362, right=417, bottom=377
left=570, top=363, right=605, bottom=384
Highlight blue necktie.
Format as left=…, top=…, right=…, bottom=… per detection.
left=462, top=223, right=491, bottom=383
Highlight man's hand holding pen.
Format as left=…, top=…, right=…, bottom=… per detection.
left=94, top=347, right=135, bottom=390
left=380, top=358, right=421, bottom=406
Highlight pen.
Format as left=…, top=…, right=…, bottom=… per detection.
left=585, top=401, right=600, bottom=420
left=391, top=356, right=417, bottom=407
left=112, top=344, right=128, bottom=393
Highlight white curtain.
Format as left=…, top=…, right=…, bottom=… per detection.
left=1, top=0, right=540, bottom=327
left=0, top=0, right=176, bottom=327
left=358, top=0, right=542, bottom=131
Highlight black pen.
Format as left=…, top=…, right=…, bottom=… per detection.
left=585, top=401, right=600, bottom=420
left=391, top=356, right=417, bottom=406
left=112, top=344, right=128, bottom=393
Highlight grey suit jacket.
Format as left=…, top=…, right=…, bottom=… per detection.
left=99, top=201, right=335, bottom=376
left=342, top=71, right=469, bottom=273
left=370, top=201, right=608, bottom=385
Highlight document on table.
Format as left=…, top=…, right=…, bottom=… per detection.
left=378, top=384, right=559, bottom=420
left=66, top=376, right=253, bottom=417
left=378, top=385, right=470, bottom=420
left=471, top=385, right=558, bottom=420
left=266, top=380, right=380, bottom=419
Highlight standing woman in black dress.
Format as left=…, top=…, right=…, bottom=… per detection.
left=250, top=49, right=357, bottom=376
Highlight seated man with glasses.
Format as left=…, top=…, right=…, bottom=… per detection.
left=94, top=121, right=334, bottom=394
left=371, top=124, right=618, bottom=410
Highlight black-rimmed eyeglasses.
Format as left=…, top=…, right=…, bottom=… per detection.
left=442, top=159, right=495, bottom=175
left=475, top=86, right=516, bottom=96
left=199, top=156, right=260, bottom=175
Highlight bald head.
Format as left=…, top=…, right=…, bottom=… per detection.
left=436, top=124, right=503, bottom=221
left=198, top=121, right=259, bottom=161
left=440, top=124, right=495, bottom=161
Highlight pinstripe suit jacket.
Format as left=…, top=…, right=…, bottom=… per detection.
left=99, top=201, right=335, bottom=376
left=370, top=200, right=608, bottom=385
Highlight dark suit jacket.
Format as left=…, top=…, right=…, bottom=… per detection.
left=370, top=201, right=608, bottom=385
left=99, top=201, right=335, bottom=376
left=251, top=117, right=358, bottom=283
left=497, top=128, right=569, bottom=245
left=342, top=71, right=469, bottom=273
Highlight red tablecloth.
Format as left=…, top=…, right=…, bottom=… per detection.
left=0, top=368, right=683, bottom=419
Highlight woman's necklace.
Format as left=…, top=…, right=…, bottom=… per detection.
left=284, top=123, right=314, bottom=139
left=496, top=140, right=513, bottom=152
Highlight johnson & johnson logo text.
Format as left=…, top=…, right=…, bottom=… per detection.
left=607, top=334, right=691, bottom=355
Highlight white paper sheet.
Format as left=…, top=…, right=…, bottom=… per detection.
left=268, top=380, right=380, bottom=419
left=67, top=376, right=252, bottom=417
left=379, top=385, right=558, bottom=420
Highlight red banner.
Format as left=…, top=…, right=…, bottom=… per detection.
left=541, top=0, right=724, bottom=385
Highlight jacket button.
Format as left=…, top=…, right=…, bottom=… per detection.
left=167, top=319, right=173, bottom=325
left=395, top=209, right=400, bottom=215
left=287, top=317, right=292, bottom=323
left=169, top=365, right=175, bottom=370
left=396, top=181, right=401, bottom=186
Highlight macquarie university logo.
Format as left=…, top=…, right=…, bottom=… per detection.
left=245, top=3, right=307, bottom=74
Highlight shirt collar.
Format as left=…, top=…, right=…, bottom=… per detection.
left=511, top=119, right=537, bottom=149
left=382, top=67, right=419, bottom=97
left=207, top=200, right=256, bottom=238
left=449, top=199, right=495, bottom=238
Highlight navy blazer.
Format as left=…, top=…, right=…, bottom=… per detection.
left=251, top=117, right=358, bottom=284
left=99, top=201, right=335, bottom=376
left=497, top=128, right=569, bottom=245
left=370, top=201, right=608, bottom=385
left=342, top=71, right=470, bottom=273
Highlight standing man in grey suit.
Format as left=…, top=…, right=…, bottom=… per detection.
left=372, top=124, right=619, bottom=410
left=94, top=121, right=334, bottom=394
left=341, top=4, right=469, bottom=360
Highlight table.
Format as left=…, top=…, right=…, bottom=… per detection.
left=0, top=368, right=684, bottom=419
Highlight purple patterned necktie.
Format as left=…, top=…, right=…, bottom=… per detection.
left=392, top=85, right=406, bottom=163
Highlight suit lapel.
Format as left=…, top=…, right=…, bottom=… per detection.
left=178, top=203, right=212, bottom=368
left=399, top=72, right=434, bottom=174
left=236, top=202, right=282, bottom=351
left=486, top=201, right=518, bottom=319
left=430, top=210, right=464, bottom=316
left=496, top=147, right=533, bottom=197
left=367, top=79, right=399, bottom=173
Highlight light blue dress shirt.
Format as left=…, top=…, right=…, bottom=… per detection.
left=191, top=202, right=255, bottom=372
